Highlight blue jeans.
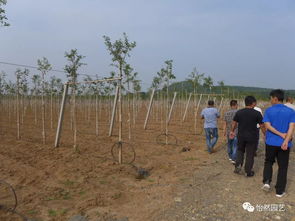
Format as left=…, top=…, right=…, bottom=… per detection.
left=227, top=136, right=238, bottom=160
left=204, top=128, right=218, bottom=153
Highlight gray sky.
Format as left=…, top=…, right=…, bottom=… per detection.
left=1, top=0, right=295, bottom=90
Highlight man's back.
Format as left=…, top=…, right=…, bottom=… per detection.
left=233, top=108, right=263, bottom=141
left=201, top=107, right=220, bottom=128
left=264, top=104, right=295, bottom=147
left=224, top=109, right=238, bottom=135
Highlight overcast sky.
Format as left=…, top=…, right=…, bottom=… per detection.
left=1, top=0, right=294, bottom=90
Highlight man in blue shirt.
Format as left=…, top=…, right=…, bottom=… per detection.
left=262, top=89, right=295, bottom=197
left=201, top=100, right=220, bottom=153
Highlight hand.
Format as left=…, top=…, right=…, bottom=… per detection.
left=281, top=140, right=288, bottom=151
left=280, top=133, right=287, bottom=139
left=229, top=131, right=235, bottom=140
left=223, top=131, right=227, bottom=137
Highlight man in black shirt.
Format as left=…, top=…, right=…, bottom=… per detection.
left=230, top=96, right=265, bottom=177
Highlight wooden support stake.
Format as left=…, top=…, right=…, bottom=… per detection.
left=182, top=93, right=192, bottom=122
left=144, top=88, right=155, bottom=130
left=109, top=86, right=119, bottom=137
left=167, top=92, right=177, bottom=125
left=54, top=83, right=69, bottom=148
left=194, top=94, right=203, bottom=134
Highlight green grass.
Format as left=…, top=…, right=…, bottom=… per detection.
left=99, top=180, right=108, bottom=185
left=79, top=190, right=86, bottom=195
left=61, top=179, right=75, bottom=187
left=112, top=192, right=122, bottom=200
left=48, top=209, right=57, bottom=217
left=48, top=208, right=68, bottom=217
left=27, top=210, right=38, bottom=215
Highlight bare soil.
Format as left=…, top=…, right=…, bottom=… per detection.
left=0, top=100, right=220, bottom=221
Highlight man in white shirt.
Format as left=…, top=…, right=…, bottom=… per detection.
left=285, top=97, right=295, bottom=111
left=254, top=104, right=263, bottom=156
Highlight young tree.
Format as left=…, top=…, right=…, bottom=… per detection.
left=0, top=71, right=7, bottom=96
left=37, top=57, right=52, bottom=144
left=0, top=0, right=9, bottom=26
left=103, top=33, right=136, bottom=152
left=31, top=74, right=41, bottom=95
left=217, top=80, right=225, bottom=94
left=103, top=33, right=136, bottom=80
left=15, top=68, right=29, bottom=139
left=31, top=74, right=41, bottom=124
left=151, top=76, right=161, bottom=90
left=64, top=49, right=85, bottom=151
left=203, top=75, right=214, bottom=93
left=187, top=67, right=204, bottom=95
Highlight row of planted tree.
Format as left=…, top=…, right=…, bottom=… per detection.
left=0, top=33, right=237, bottom=153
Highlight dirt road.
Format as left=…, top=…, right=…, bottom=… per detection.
left=154, top=145, right=295, bottom=221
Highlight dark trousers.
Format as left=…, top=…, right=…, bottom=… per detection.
left=263, top=144, right=290, bottom=194
left=235, top=138, right=258, bottom=174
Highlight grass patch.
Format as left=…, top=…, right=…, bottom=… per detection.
left=48, top=209, right=57, bottom=217
left=99, top=180, right=108, bottom=185
left=147, top=178, right=155, bottom=183
left=61, top=179, right=75, bottom=187
left=79, top=190, right=86, bottom=195
left=60, top=209, right=68, bottom=215
left=44, top=189, right=72, bottom=201
left=28, top=210, right=38, bottom=215
left=48, top=208, right=68, bottom=217
left=179, top=177, right=190, bottom=183
left=112, top=192, right=122, bottom=200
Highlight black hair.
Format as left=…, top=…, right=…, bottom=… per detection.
left=244, top=96, right=256, bottom=106
left=208, top=100, right=214, bottom=106
left=270, top=89, right=284, bottom=102
left=230, top=100, right=238, bottom=107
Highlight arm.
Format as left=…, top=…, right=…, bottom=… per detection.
left=229, top=121, right=238, bottom=139
left=223, top=121, right=227, bottom=136
left=281, top=123, right=295, bottom=150
left=216, top=109, right=220, bottom=119
left=264, top=122, right=286, bottom=139
left=260, top=123, right=266, bottom=136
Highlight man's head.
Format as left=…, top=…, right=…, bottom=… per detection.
left=208, top=100, right=214, bottom=107
left=286, top=96, right=293, bottom=104
left=244, top=96, right=257, bottom=107
left=230, top=99, right=238, bottom=109
left=269, top=89, right=284, bottom=105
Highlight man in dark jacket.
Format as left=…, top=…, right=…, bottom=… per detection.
left=230, top=96, right=265, bottom=177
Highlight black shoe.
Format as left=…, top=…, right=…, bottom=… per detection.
left=234, top=166, right=241, bottom=174
left=245, top=171, right=255, bottom=177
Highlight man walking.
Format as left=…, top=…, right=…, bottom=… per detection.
left=254, top=102, right=263, bottom=156
left=262, top=89, right=295, bottom=197
left=285, top=96, right=295, bottom=111
left=223, top=100, right=238, bottom=164
left=230, top=96, right=264, bottom=177
left=201, top=100, right=220, bottom=153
